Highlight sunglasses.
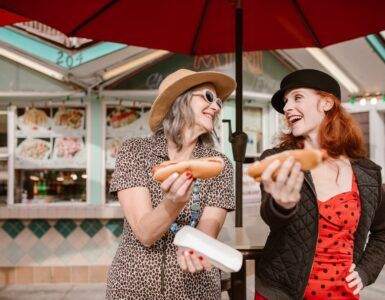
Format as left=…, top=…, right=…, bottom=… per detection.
left=192, top=89, right=223, bottom=109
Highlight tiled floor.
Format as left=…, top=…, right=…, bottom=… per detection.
left=0, top=270, right=384, bottom=300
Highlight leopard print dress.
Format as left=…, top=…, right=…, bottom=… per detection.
left=106, top=132, right=235, bottom=300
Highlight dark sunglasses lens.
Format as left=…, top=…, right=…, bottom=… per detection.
left=205, top=90, right=214, bottom=103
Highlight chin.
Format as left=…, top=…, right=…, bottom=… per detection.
left=291, top=126, right=307, bottom=137
left=197, top=121, right=213, bottom=133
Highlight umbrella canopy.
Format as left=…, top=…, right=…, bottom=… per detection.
left=1, top=1, right=385, bottom=54
left=0, top=8, right=27, bottom=26
left=2, top=0, right=385, bottom=227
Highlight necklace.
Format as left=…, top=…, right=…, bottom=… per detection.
left=170, top=179, right=201, bottom=234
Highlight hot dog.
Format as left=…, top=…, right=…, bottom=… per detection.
left=247, top=149, right=328, bottom=181
left=152, top=156, right=224, bottom=182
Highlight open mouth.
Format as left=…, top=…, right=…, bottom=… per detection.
left=288, top=115, right=303, bottom=125
left=203, top=112, right=214, bottom=120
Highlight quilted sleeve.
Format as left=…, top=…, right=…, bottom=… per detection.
left=259, top=148, right=299, bottom=231
left=356, top=179, right=385, bottom=287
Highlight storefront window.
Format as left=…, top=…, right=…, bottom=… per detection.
left=13, top=103, right=87, bottom=204
left=243, top=106, right=263, bottom=157
left=105, top=102, right=151, bottom=203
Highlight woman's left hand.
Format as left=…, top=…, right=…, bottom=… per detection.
left=177, top=247, right=212, bottom=273
left=346, top=263, right=363, bottom=295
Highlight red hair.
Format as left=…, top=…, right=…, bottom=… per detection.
left=278, top=91, right=367, bottom=159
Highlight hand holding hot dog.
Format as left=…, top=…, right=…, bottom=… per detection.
left=160, top=171, right=194, bottom=204
left=261, top=157, right=304, bottom=210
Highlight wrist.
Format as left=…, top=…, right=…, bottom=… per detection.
left=273, top=199, right=297, bottom=212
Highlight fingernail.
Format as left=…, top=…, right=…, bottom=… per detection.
left=198, top=256, right=203, bottom=261
left=189, top=250, right=194, bottom=255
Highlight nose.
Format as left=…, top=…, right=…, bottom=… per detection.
left=209, top=101, right=221, bottom=113
left=283, top=99, right=293, bottom=113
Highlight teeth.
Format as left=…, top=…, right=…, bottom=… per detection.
left=289, top=116, right=302, bottom=124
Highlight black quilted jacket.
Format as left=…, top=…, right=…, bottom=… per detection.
left=255, top=147, right=385, bottom=300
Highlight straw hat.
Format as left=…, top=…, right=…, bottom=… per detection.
left=149, top=69, right=236, bottom=131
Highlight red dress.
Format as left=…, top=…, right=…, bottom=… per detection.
left=255, top=175, right=361, bottom=300
left=304, top=174, right=361, bottom=299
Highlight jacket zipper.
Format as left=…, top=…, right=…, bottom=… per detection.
left=301, top=173, right=319, bottom=299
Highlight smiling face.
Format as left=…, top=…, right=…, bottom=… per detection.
left=189, top=83, right=222, bottom=134
left=283, top=88, right=333, bottom=137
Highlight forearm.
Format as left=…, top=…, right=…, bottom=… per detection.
left=260, top=192, right=297, bottom=230
left=124, top=197, right=185, bottom=247
left=197, top=207, right=227, bottom=238
left=356, top=232, right=385, bottom=286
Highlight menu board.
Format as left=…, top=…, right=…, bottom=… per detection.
left=14, top=105, right=87, bottom=169
left=105, top=104, right=151, bottom=169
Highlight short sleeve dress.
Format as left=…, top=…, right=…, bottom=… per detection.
left=105, top=132, right=235, bottom=300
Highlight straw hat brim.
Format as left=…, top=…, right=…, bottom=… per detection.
left=149, top=71, right=236, bottom=131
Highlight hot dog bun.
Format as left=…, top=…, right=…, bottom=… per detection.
left=247, top=149, right=328, bottom=181
left=152, top=156, right=224, bottom=182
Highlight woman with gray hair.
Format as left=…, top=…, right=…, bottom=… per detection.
left=106, top=69, right=236, bottom=300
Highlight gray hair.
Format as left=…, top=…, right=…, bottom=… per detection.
left=154, top=90, right=219, bottom=151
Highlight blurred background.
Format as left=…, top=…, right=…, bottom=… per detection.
left=0, top=2, right=384, bottom=299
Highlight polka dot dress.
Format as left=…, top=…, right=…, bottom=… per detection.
left=304, top=175, right=361, bottom=299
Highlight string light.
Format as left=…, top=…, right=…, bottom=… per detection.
left=347, top=94, right=384, bottom=106
left=370, top=97, right=378, bottom=105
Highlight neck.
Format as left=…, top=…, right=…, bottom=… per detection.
left=166, top=127, right=201, bottom=160
left=304, top=130, right=320, bottom=149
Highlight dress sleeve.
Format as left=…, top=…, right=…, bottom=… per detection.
left=203, top=154, right=235, bottom=211
left=109, top=138, right=148, bottom=199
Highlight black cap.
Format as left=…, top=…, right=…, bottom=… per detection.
left=271, top=69, right=341, bottom=114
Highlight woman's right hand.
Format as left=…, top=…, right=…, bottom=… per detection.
left=160, top=171, right=194, bottom=204
left=261, top=156, right=304, bottom=209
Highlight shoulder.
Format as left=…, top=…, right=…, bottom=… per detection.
left=119, top=136, right=150, bottom=156
left=353, top=158, right=382, bottom=171
left=352, top=157, right=382, bottom=185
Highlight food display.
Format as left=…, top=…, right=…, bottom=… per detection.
left=53, top=137, right=84, bottom=159
left=53, top=107, right=84, bottom=130
left=106, top=138, right=122, bottom=159
left=18, top=108, right=50, bottom=131
left=16, top=138, right=51, bottom=161
left=107, top=108, right=139, bottom=128
left=12, top=103, right=88, bottom=204
left=14, top=105, right=87, bottom=169
left=105, top=105, right=151, bottom=170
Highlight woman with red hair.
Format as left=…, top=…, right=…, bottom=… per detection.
left=254, top=69, right=385, bottom=300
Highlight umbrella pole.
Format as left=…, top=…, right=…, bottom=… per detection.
left=233, top=1, right=247, bottom=227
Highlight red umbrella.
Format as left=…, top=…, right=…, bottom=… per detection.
left=0, top=8, right=27, bottom=26
left=1, top=1, right=385, bottom=53
left=2, top=0, right=385, bottom=226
